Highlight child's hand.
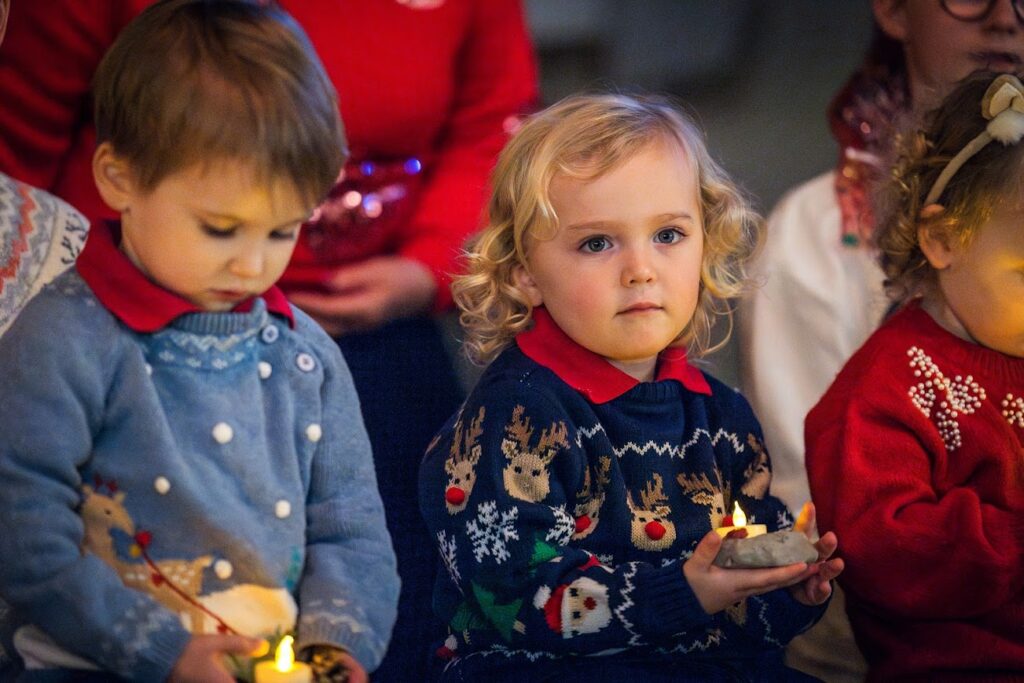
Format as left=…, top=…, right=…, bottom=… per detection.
left=683, top=530, right=812, bottom=614
left=308, top=645, right=367, bottom=683
left=789, top=502, right=844, bottom=606
left=168, top=633, right=263, bottom=683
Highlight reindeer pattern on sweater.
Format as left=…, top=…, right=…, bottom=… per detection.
left=419, top=343, right=823, bottom=673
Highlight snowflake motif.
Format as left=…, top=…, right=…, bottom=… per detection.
left=437, top=530, right=462, bottom=587
left=1001, top=394, right=1024, bottom=429
left=466, top=501, right=519, bottom=564
left=545, top=505, right=574, bottom=545
left=186, top=357, right=202, bottom=368
left=598, top=553, right=615, bottom=566
left=906, top=346, right=986, bottom=451
left=776, top=509, right=794, bottom=531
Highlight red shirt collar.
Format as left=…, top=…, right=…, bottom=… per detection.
left=516, top=307, right=711, bottom=403
left=76, top=221, right=294, bottom=332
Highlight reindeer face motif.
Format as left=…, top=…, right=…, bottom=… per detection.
left=626, top=473, right=676, bottom=551
left=741, top=435, right=772, bottom=499
left=678, top=470, right=728, bottom=529
left=80, top=484, right=135, bottom=537
left=501, top=405, right=568, bottom=503
left=444, top=407, right=485, bottom=514
left=573, top=456, right=612, bottom=540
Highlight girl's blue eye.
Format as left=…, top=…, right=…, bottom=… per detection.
left=270, top=230, right=298, bottom=241
left=580, top=236, right=610, bottom=253
left=654, top=228, right=683, bottom=244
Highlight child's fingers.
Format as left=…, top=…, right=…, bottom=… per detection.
left=813, top=531, right=839, bottom=561
left=211, top=634, right=264, bottom=655
left=690, top=530, right=724, bottom=567
left=818, top=557, right=844, bottom=582
left=731, top=562, right=810, bottom=594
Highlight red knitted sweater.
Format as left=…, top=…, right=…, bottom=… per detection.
left=806, top=302, right=1024, bottom=681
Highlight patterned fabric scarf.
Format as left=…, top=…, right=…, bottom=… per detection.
left=0, top=172, right=88, bottom=335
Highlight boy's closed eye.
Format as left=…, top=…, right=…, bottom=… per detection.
left=200, top=222, right=239, bottom=238
left=200, top=222, right=299, bottom=241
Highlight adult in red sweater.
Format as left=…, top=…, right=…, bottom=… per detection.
left=0, top=2, right=538, bottom=680
left=806, top=72, right=1024, bottom=681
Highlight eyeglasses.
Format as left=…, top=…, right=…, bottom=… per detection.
left=941, top=0, right=1024, bottom=24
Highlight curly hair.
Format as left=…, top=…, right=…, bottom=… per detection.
left=875, top=71, right=1024, bottom=304
left=454, top=93, right=763, bottom=365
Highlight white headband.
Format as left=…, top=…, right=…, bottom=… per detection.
left=923, top=74, right=1024, bottom=207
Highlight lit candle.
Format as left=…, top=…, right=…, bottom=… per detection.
left=714, top=501, right=767, bottom=539
left=254, top=636, right=312, bottom=683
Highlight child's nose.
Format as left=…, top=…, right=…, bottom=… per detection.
left=620, top=252, right=655, bottom=286
left=230, top=247, right=265, bottom=278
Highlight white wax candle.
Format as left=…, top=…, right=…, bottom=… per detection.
left=714, top=501, right=768, bottom=539
left=254, top=636, right=312, bottom=683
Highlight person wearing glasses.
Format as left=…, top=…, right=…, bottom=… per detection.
left=739, top=1, right=1024, bottom=681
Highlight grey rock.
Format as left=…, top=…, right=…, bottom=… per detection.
left=713, top=531, right=819, bottom=568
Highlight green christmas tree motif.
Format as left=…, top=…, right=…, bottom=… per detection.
left=449, top=582, right=525, bottom=643
left=529, top=536, right=559, bottom=566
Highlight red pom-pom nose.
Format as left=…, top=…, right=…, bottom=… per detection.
left=574, top=515, right=591, bottom=533
left=645, top=520, right=666, bottom=540
left=445, top=487, right=466, bottom=506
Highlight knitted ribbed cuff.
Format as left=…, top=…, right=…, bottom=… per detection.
left=298, top=622, right=389, bottom=674
left=128, top=623, right=193, bottom=681
left=631, top=561, right=714, bottom=638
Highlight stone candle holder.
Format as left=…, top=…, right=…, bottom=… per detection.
left=713, top=530, right=818, bottom=568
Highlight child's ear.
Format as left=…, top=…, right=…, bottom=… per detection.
left=512, top=263, right=543, bottom=307
left=872, top=0, right=908, bottom=42
left=917, top=221, right=957, bottom=270
left=92, top=142, right=137, bottom=213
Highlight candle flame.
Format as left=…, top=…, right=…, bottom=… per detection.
left=275, top=635, right=296, bottom=672
left=732, top=501, right=747, bottom=527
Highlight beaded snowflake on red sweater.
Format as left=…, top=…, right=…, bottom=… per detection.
left=906, top=346, right=986, bottom=451
left=1001, top=394, right=1024, bottom=429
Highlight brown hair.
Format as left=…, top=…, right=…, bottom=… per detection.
left=454, top=93, right=763, bottom=365
left=875, top=71, right=1024, bottom=303
left=93, top=0, right=346, bottom=207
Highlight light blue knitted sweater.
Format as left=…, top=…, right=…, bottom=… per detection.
left=0, top=270, right=398, bottom=680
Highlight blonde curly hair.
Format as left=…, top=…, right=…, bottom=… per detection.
left=875, top=71, right=1024, bottom=304
left=454, top=93, right=763, bottom=365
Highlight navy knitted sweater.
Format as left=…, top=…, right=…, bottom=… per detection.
left=419, top=309, right=824, bottom=675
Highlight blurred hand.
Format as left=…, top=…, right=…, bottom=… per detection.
left=308, top=645, right=368, bottom=683
left=289, top=256, right=437, bottom=336
left=683, top=531, right=812, bottom=614
left=168, top=634, right=263, bottom=683
left=789, top=502, right=844, bottom=606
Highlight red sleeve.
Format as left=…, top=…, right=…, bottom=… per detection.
left=806, top=365, right=1024, bottom=621
left=0, top=1, right=145, bottom=220
left=396, top=0, right=538, bottom=311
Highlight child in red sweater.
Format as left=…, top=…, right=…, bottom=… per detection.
left=806, top=71, right=1024, bottom=682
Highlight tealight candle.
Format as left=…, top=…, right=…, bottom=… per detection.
left=714, top=501, right=767, bottom=539
left=254, top=636, right=312, bottom=683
